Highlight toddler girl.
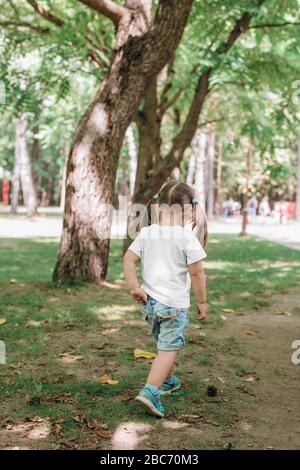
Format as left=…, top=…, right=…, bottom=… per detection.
left=123, top=181, right=207, bottom=417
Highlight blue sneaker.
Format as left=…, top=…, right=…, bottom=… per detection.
left=160, top=374, right=181, bottom=395
left=134, top=385, right=165, bottom=418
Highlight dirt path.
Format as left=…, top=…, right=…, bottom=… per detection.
left=213, top=289, right=300, bottom=450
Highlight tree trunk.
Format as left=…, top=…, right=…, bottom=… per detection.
left=296, top=138, right=300, bottom=220
left=171, top=166, right=180, bottom=180
left=240, top=142, right=252, bottom=236
left=10, top=124, right=21, bottom=214
left=31, top=110, right=40, bottom=200
left=134, top=80, right=161, bottom=194
left=53, top=1, right=193, bottom=282
left=214, top=136, right=223, bottom=216
left=17, top=114, right=38, bottom=217
left=60, top=150, right=68, bottom=211
left=194, top=131, right=206, bottom=210
left=186, top=148, right=196, bottom=186
left=126, top=125, right=137, bottom=197
left=205, top=126, right=215, bottom=219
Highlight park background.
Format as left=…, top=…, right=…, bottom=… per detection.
left=0, top=0, right=300, bottom=450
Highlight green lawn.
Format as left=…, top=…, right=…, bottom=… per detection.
left=0, top=235, right=300, bottom=449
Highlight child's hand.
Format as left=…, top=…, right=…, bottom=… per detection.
left=197, top=303, right=207, bottom=320
left=131, top=287, right=148, bottom=303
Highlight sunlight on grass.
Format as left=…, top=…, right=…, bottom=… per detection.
left=111, top=422, right=153, bottom=450
left=162, top=420, right=189, bottom=430
left=1, top=235, right=300, bottom=449
left=4, top=418, right=51, bottom=440
left=93, top=304, right=137, bottom=320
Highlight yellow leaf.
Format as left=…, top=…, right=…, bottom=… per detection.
left=25, top=320, right=43, bottom=327
left=222, top=308, right=234, bottom=313
left=0, top=318, right=7, bottom=326
left=107, top=379, right=119, bottom=385
left=277, top=310, right=292, bottom=317
left=245, top=330, right=256, bottom=336
left=99, top=374, right=119, bottom=385
left=134, top=349, right=156, bottom=359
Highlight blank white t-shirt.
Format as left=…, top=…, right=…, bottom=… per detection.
left=128, top=224, right=207, bottom=308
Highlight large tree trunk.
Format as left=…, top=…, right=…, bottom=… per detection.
left=17, top=114, right=38, bottom=217
left=205, top=126, right=215, bottom=219
left=134, top=80, right=161, bottom=194
left=296, top=138, right=300, bottom=220
left=53, top=0, right=193, bottom=282
left=60, top=148, right=68, bottom=211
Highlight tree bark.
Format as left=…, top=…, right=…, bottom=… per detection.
left=186, top=148, right=196, bottom=186
left=53, top=0, right=193, bottom=282
left=60, top=154, right=67, bottom=211
left=17, top=114, right=38, bottom=217
left=134, top=80, right=161, bottom=193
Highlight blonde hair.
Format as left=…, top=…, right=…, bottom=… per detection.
left=140, top=181, right=208, bottom=247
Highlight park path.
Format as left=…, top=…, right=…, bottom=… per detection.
left=0, top=206, right=299, bottom=251
left=210, top=287, right=300, bottom=450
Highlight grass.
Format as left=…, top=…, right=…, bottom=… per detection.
left=0, top=234, right=300, bottom=449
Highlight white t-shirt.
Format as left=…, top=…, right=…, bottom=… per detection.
left=128, top=224, right=207, bottom=308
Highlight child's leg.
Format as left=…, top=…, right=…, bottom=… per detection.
left=146, top=350, right=178, bottom=388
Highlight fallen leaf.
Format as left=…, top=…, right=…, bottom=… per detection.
left=276, top=310, right=292, bottom=317
left=222, top=308, right=234, bottom=313
left=9, top=279, right=17, bottom=284
left=107, top=379, right=119, bottom=385
left=220, top=315, right=227, bottom=321
left=134, top=349, right=156, bottom=359
left=217, top=377, right=225, bottom=384
left=0, top=318, right=7, bottom=326
left=99, top=374, right=119, bottom=385
left=241, top=375, right=258, bottom=383
left=25, top=320, right=43, bottom=327
left=245, top=330, right=256, bottom=336
left=59, top=352, right=83, bottom=364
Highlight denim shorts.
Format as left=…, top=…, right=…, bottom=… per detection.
left=141, top=296, right=189, bottom=351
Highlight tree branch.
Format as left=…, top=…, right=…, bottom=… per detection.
left=0, top=20, right=49, bottom=34
left=134, top=2, right=267, bottom=201
left=26, top=0, right=64, bottom=27
left=250, top=21, right=300, bottom=29
left=79, top=0, right=128, bottom=26
left=24, top=0, right=108, bottom=68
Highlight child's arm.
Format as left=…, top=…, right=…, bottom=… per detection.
left=123, top=250, right=148, bottom=303
left=188, top=260, right=207, bottom=320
